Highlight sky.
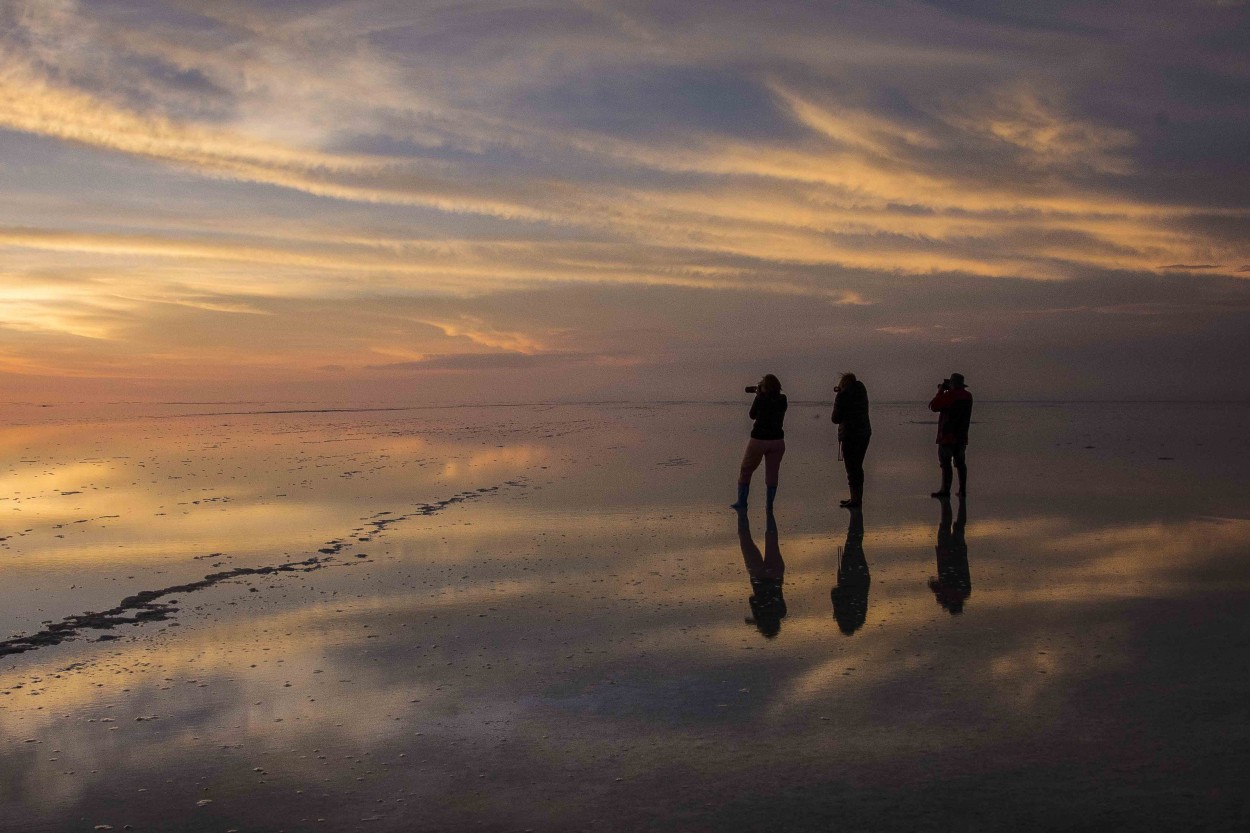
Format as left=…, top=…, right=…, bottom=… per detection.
left=1, top=0, right=1249, bottom=403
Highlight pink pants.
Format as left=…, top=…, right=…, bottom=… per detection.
left=739, top=438, right=785, bottom=487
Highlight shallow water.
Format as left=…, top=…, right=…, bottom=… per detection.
left=1, top=401, right=1248, bottom=831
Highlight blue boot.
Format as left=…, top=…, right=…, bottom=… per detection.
left=730, top=483, right=749, bottom=510
left=766, top=485, right=777, bottom=513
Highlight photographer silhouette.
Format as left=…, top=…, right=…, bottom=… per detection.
left=928, top=373, right=973, bottom=497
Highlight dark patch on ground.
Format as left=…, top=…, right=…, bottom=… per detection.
left=347, top=485, right=504, bottom=542
left=0, top=556, right=336, bottom=657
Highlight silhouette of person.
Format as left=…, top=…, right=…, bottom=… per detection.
left=731, top=374, right=787, bottom=513
left=928, top=372, right=973, bottom=497
left=831, top=506, right=870, bottom=635
left=831, top=372, right=871, bottom=508
left=929, top=496, right=971, bottom=615
left=738, top=508, right=786, bottom=638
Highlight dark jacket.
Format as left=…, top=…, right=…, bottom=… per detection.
left=831, top=380, right=871, bottom=442
left=928, top=386, right=973, bottom=445
left=749, top=392, right=787, bottom=440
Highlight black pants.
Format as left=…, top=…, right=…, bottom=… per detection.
left=938, top=443, right=967, bottom=489
left=841, top=435, right=870, bottom=490
left=938, top=443, right=966, bottom=473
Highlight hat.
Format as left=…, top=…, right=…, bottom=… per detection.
left=949, top=373, right=966, bottom=387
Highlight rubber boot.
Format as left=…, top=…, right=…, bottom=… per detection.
left=931, top=466, right=952, bottom=498
left=731, top=482, right=749, bottom=510
left=956, top=465, right=967, bottom=496
left=765, top=485, right=777, bottom=514
left=842, top=486, right=862, bottom=508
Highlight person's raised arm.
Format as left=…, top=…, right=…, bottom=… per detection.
left=749, top=394, right=762, bottom=420
left=929, top=389, right=954, bottom=412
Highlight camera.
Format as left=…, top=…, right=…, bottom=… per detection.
left=745, top=386, right=759, bottom=393
left=939, top=378, right=951, bottom=391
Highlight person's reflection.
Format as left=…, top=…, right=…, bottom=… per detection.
left=738, top=509, right=786, bottom=638
left=831, top=507, right=870, bottom=635
left=929, top=496, right=972, bottom=614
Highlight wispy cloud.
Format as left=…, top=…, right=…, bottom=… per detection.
left=368, top=352, right=600, bottom=372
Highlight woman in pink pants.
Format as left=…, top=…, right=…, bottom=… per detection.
left=730, top=374, right=787, bottom=513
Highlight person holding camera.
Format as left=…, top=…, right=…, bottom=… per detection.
left=831, top=372, right=872, bottom=507
left=730, top=374, right=787, bottom=512
left=928, top=372, right=973, bottom=497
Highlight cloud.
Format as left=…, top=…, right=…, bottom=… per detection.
left=0, top=0, right=1248, bottom=398
left=0, top=62, right=566, bottom=221
left=940, top=85, right=1137, bottom=175
left=417, top=317, right=550, bottom=354
left=368, top=352, right=597, bottom=372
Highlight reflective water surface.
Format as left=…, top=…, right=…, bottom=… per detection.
left=2, top=401, right=1248, bottom=831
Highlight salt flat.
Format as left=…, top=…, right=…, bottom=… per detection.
left=1, top=401, right=1248, bottom=831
